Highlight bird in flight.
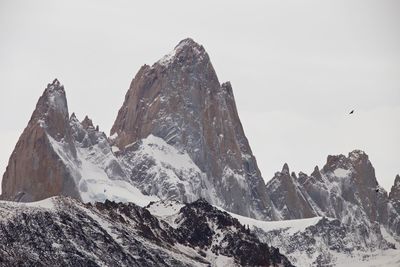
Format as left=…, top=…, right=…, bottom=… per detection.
left=349, top=110, right=354, bottom=115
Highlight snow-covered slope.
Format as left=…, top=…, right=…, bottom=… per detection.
left=63, top=114, right=158, bottom=206
left=146, top=200, right=399, bottom=266
left=0, top=78, right=158, bottom=206
left=226, top=211, right=397, bottom=266
left=0, top=196, right=292, bottom=267
left=263, top=151, right=400, bottom=266
left=118, top=134, right=217, bottom=204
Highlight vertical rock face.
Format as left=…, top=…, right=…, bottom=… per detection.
left=111, top=38, right=276, bottom=220
left=264, top=150, right=400, bottom=263
left=266, top=150, right=390, bottom=225
left=1, top=80, right=158, bottom=205
left=1, top=80, right=80, bottom=201
left=266, top=164, right=318, bottom=220
left=388, top=175, right=400, bottom=236
left=389, top=175, right=400, bottom=200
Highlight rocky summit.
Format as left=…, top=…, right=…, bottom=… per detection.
left=110, top=38, right=276, bottom=220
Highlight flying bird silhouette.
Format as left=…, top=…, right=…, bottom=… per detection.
left=349, top=110, right=354, bottom=115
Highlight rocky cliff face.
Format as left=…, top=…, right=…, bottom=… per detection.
left=1, top=80, right=80, bottom=202
left=388, top=175, right=400, bottom=236
left=266, top=163, right=318, bottom=220
left=264, top=150, right=400, bottom=264
left=389, top=175, right=400, bottom=201
left=0, top=196, right=292, bottom=267
left=111, top=38, right=276, bottom=220
left=266, top=150, right=389, bottom=225
left=1, top=80, right=157, bottom=205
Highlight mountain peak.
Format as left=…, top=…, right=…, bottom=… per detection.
left=38, top=78, right=68, bottom=117
left=156, top=37, right=207, bottom=67
left=51, top=78, right=60, bottom=86
left=26, top=79, right=70, bottom=141
left=176, top=37, right=201, bottom=49
left=389, top=174, right=400, bottom=200
left=282, top=163, right=290, bottom=174
left=348, top=149, right=368, bottom=163
left=313, top=165, right=320, bottom=174
left=81, top=115, right=94, bottom=129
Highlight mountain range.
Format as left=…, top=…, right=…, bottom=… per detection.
left=1, top=38, right=399, bottom=266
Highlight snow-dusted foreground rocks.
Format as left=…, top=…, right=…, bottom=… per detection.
left=149, top=200, right=400, bottom=266
left=0, top=197, right=292, bottom=267
left=230, top=212, right=399, bottom=266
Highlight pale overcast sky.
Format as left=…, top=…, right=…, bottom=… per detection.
left=0, top=0, right=399, bottom=191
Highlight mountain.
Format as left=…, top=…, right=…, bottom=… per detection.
left=110, top=38, right=276, bottom=220
left=265, top=163, right=317, bottom=220
left=265, top=150, right=400, bottom=265
left=1, top=80, right=80, bottom=202
left=0, top=196, right=292, bottom=266
left=1, top=38, right=276, bottom=220
left=1, top=38, right=399, bottom=266
left=0, top=79, right=157, bottom=205
left=266, top=150, right=390, bottom=224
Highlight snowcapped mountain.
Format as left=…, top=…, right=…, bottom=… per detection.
left=110, top=38, right=276, bottom=220
left=1, top=38, right=276, bottom=221
left=265, top=150, right=400, bottom=265
left=266, top=150, right=396, bottom=227
left=0, top=196, right=292, bottom=266
left=0, top=79, right=157, bottom=205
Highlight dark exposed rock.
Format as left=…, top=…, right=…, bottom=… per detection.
left=0, top=197, right=292, bottom=267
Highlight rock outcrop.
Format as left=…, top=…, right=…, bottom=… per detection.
left=111, top=38, right=276, bottom=220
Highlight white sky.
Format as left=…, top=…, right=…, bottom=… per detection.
left=0, top=0, right=399, bottom=191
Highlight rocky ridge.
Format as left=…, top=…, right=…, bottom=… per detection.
left=264, top=150, right=400, bottom=265
left=0, top=196, right=292, bottom=267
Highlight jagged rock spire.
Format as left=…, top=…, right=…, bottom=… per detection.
left=389, top=174, right=400, bottom=200
left=282, top=163, right=290, bottom=174
left=81, top=115, right=94, bottom=129
left=1, top=80, right=79, bottom=202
